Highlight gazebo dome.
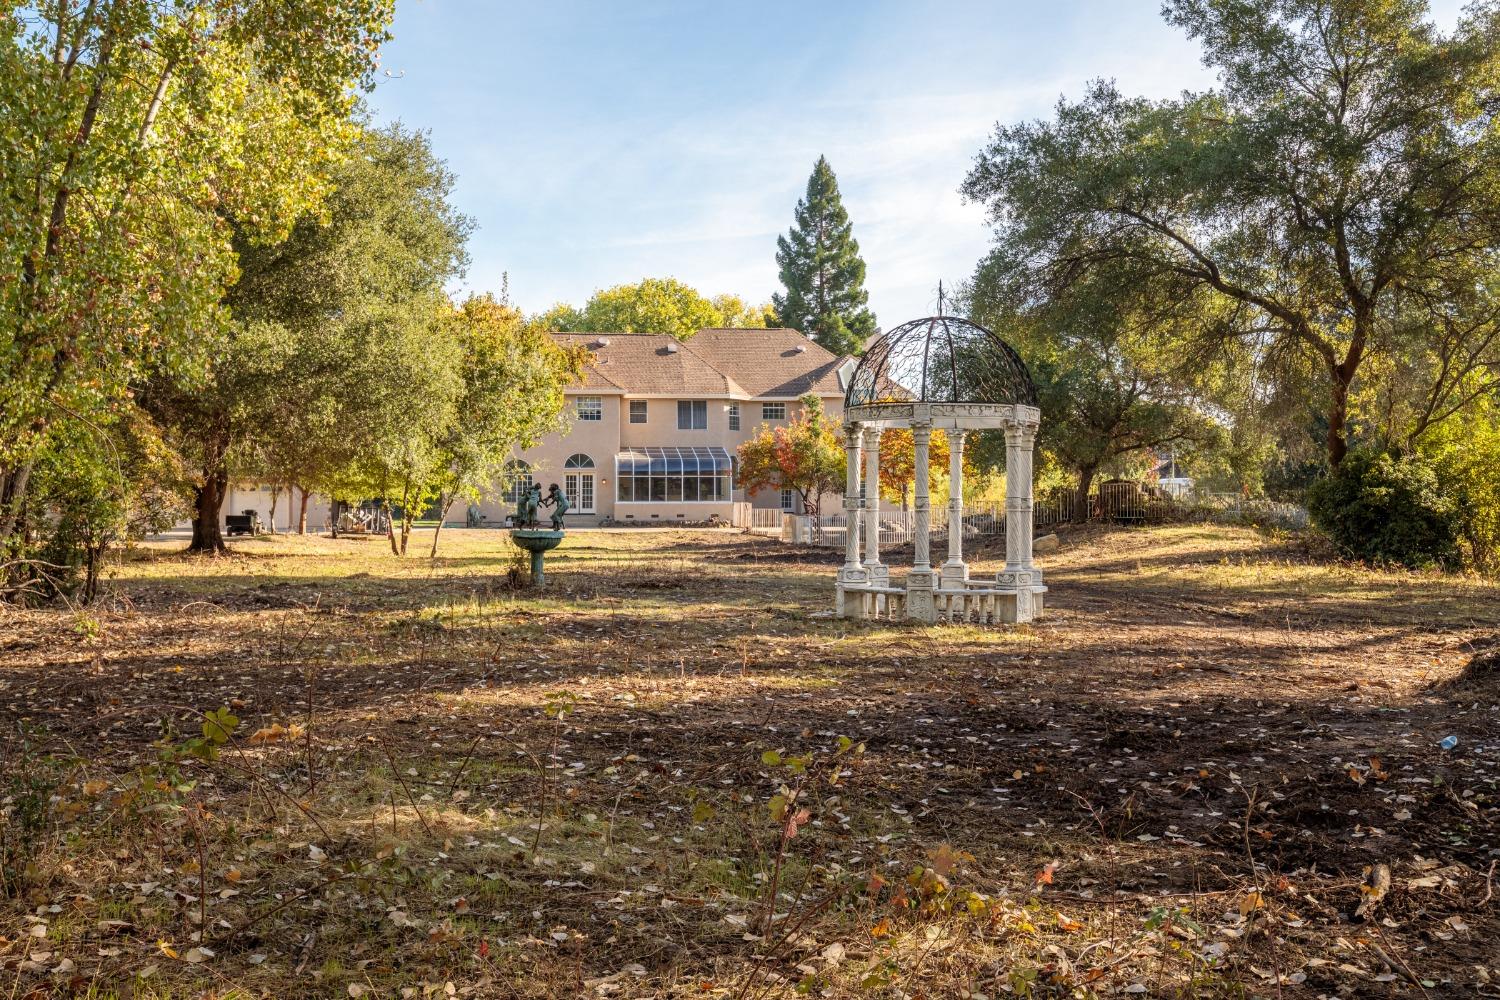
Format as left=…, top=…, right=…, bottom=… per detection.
left=845, top=315, right=1037, bottom=410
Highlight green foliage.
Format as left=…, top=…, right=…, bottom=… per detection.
left=961, top=0, right=1500, bottom=472
left=1421, top=399, right=1500, bottom=572
left=0, top=0, right=394, bottom=554
left=25, top=408, right=188, bottom=601
left=1306, top=449, right=1460, bottom=569
left=772, top=157, right=876, bottom=357
left=142, top=122, right=473, bottom=552
left=964, top=261, right=1225, bottom=502
left=735, top=395, right=845, bottom=516
left=534, top=278, right=772, bottom=340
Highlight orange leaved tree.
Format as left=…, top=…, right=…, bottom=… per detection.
left=877, top=428, right=980, bottom=509
left=737, top=395, right=845, bottom=520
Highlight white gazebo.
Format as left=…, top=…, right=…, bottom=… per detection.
left=834, top=315, right=1046, bottom=624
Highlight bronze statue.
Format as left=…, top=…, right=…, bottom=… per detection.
left=540, top=482, right=570, bottom=529
left=514, top=482, right=542, bottom=528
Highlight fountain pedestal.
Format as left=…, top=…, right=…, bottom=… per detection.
left=509, top=529, right=565, bottom=587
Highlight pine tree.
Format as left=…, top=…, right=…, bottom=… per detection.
left=772, top=157, right=877, bottom=356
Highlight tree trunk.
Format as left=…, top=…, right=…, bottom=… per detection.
left=429, top=497, right=454, bottom=558
left=189, top=466, right=229, bottom=554
left=0, top=462, right=35, bottom=547
left=1073, top=466, right=1098, bottom=524
left=386, top=501, right=400, bottom=556
left=1327, top=368, right=1352, bottom=469
left=297, top=487, right=310, bottom=535
left=267, top=485, right=280, bottom=534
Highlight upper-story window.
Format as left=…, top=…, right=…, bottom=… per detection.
left=761, top=402, right=786, bottom=421
left=629, top=400, right=648, bottom=424
left=677, top=400, right=707, bottom=430
left=727, top=404, right=740, bottom=431
left=577, top=396, right=603, bottom=422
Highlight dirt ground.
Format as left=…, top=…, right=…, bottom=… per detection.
left=1, top=524, right=1497, bottom=999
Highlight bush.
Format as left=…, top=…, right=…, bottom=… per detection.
left=1421, top=402, right=1500, bottom=573
left=1306, top=450, right=1460, bottom=569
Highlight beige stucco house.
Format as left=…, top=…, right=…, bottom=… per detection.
left=469, top=327, right=854, bottom=527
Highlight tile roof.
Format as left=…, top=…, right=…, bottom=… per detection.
left=551, top=333, right=742, bottom=396
left=687, top=329, right=847, bottom=398
left=552, top=329, right=848, bottom=400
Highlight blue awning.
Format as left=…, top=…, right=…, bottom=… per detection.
left=616, top=446, right=732, bottom=476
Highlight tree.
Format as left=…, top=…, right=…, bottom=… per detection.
left=710, top=294, right=776, bottom=329
left=141, top=123, right=471, bottom=552
left=772, top=157, right=877, bottom=356
left=424, top=295, right=586, bottom=557
left=875, top=428, right=983, bottom=510
left=736, top=395, right=845, bottom=518
left=539, top=278, right=738, bottom=339
left=964, top=261, right=1222, bottom=514
left=960, top=0, right=1500, bottom=470
left=0, top=0, right=393, bottom=561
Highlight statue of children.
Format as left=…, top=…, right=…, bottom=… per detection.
left=543, top=483, right=571, bottom=529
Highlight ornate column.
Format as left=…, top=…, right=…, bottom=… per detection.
left=998, top=418, right=1042, bottom=620
left=941, top=429, right=968, bottom=589
left=835, top=423, right=866, bottom=617
left=862, top=425, right=887, bottom=586
left=906, top=418, right=937, bottom=621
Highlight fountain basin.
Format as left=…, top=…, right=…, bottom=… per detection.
left=509, top=529, right=565, bottom=586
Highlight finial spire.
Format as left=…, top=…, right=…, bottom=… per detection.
left=936, top=280, right=945, bottom=317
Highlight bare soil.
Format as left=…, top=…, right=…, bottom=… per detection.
left=0, top=525, right=1496, bottom=999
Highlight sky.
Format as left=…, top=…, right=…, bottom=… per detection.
left=366, top=0, right=1469, bottom=328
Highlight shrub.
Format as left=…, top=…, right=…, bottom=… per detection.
left=1306, top=449, right=1460, bottom=569
left=1421, top=402, right=1500, bottom=573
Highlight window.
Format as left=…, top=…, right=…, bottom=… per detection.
left=727, top=404, right=740, bottom=431
left=615, top=447, right=733, bottom=504
left=677, top=399, right=707, bottom=430
left=780, top=488, right=797, bottom=511
left=577, top=396, right=602, bottom=422
left=761, top=402, right=786, bottom=421
left=503, top=461, right=533, bottom=504
left=629, top=400, right=648, bottom=424
left=564, top=454, right=595, bottom=513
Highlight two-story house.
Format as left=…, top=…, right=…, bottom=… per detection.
left=473, top=327, right=853, bottom=527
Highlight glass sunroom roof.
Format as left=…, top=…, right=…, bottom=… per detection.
left=615, top=446, right=733, bottom=475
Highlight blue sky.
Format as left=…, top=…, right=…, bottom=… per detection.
left=367, top=0, right=1467, bottom=327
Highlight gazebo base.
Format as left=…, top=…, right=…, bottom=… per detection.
left=835, top=581, right=1046, bottom=624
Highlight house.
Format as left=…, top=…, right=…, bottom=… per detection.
left=470, top=328, right=855, bottom=527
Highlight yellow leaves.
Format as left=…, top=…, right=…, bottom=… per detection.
left=81, top=779, right=110, bottom=796
left=1239, top=891, right=1266, bottom=916
left=157, top=939, right=179, bottom=960
left=869, top=917, right=891, bottom=939
left=1347, top=766, right=1365, bottom=786
left=247, top=722, right=306, bottom=745
left=225, top=868, right=242, bottom=883
left=1035, top=861, right=1059, bottom=886
left=1368, top=756, right=1390, bottom=780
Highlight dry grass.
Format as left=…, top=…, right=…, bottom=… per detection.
left=1, top=524, right=1497, bottom=999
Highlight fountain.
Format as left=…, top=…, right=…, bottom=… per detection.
left=509, top=481, right=569, bottom=586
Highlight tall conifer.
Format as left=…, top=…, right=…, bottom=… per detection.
left=772, top=157, right=877, bottom=356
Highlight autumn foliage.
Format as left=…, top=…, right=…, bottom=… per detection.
left=736, top=395, right=845, bottom=516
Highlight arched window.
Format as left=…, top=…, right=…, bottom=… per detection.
left=564, top=454, right=595, bottom=469
left=503, top=460, right=532, bottom=504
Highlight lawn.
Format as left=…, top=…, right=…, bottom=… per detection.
left=1, top=525, right=1497, bottom=999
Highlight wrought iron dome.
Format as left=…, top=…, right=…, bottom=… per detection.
left=844, top=315, right=1038, bottom=410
